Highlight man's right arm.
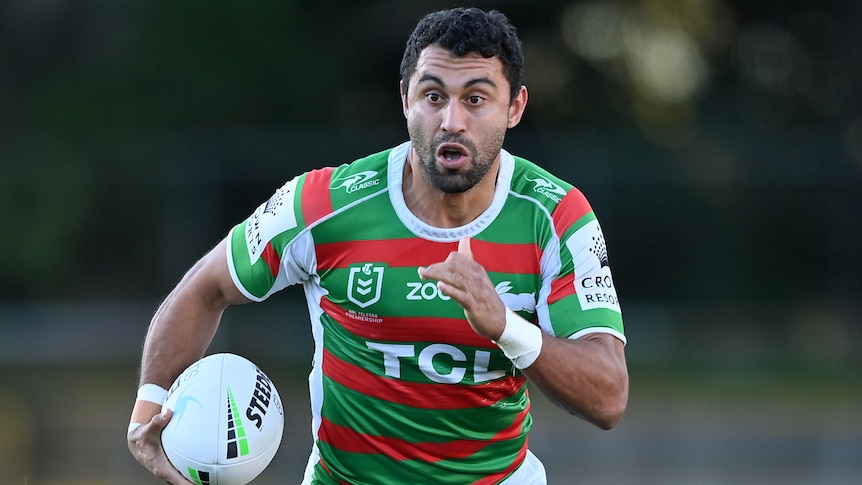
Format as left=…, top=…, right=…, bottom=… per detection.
left=127, top=237, right=251, bottom=483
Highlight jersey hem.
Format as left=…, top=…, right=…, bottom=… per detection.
left=568, top=327, right=627, bottom=345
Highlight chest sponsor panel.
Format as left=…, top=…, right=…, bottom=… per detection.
left=322, top=264, right=541, bottom=321
left=320, top=303, right=514, bottom=385
left=322, top=263, right=465, bottom=318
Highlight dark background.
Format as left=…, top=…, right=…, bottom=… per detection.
left=1, top=0, right=860, bottom=483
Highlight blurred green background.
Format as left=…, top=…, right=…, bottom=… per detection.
left=1, top=0, right=860, bottom=483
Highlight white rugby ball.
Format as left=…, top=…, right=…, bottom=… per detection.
left=161, top=353, right=284, bottom=485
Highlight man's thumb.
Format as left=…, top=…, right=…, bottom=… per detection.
left=458, top=236, right=473, bottom=259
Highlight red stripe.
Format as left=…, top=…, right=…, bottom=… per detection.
left=317, top=405, right=529, bottom=462
left=548, top=273, right=575, bottom=305
left=552, top=189, right=592, bottom=238
left=302, top=167, right=335, bottom=225
left=317, top=238, right=541, bottom=274
left=320, top=297, right=496, bottom=348
left=322, top=348, right=525, bottom=410
left=472, top=238, right=541, bottom=275
left=262, top=242, right=280, bottom=277
left=316, top=239, right=454, bottom=273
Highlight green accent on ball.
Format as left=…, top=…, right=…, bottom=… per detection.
left=227, top=387, right=251, bottom=457
left=188, top=468, right=203, bottom=485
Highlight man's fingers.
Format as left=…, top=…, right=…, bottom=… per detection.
left=152, top=408, right=173, bottom=430
left=418, top=237, right=472, bottom=280
left=458, top=236, right=473, bottom=259
left=131, top=408, right=194, bottom=484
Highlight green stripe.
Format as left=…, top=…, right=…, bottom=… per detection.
left=483, top=198, right=554, bottom=245
left=321, top=374, right=529, bottom=443
left=549, top=300, right=624, bottom=338
left=322, top=266, right=542, bottom=319
left=322, top=266, right=466, bottom=318
left=317, top=431, right=526, bottom=484
left=314, top=195, right=410, bottom=244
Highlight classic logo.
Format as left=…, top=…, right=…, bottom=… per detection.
left=524, top=173, right=567, bottom=202
left=347, top=263, right=385, bottom=308
left=333, top=170, right=380, bottom=194
left=495, top=281, right=536, bottom=312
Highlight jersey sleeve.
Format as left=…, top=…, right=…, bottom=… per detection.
left=226, top=175, right=317, bottom=302
left=544, top=188, right=625, bottom=343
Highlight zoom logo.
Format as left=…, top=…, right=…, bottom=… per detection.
left=406, top=281, right=451, bottom=301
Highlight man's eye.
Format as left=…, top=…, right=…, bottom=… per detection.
left=426, top=93, right=442, bottom=102
left=467, top=95, right=484, bottom=105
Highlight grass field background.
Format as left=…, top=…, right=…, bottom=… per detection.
left=1, top=357, right=859, bottom=484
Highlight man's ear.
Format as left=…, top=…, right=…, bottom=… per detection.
left=507, top=85, right=529, bottom=129
left=400, top=80, right=409, bottom=119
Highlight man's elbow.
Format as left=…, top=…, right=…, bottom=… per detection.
left=593, top=397, right=627, bottom=430
left=584, top=384, right=629, bottom=430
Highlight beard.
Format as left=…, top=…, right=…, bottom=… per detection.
left=408, top=125, right=506, bottom=194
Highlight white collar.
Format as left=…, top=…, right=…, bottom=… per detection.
left=387, top=141, right=514, bottom=242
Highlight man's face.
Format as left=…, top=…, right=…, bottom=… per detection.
left=401, top=45, right=526, bottom=193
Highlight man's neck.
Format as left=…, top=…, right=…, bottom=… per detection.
left=401, top=151, right=499, bottom=228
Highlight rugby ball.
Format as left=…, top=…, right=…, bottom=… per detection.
left=161, top=353, right=284, bottom=485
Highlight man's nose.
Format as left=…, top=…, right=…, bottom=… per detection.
left=440, top=101, right=467, bottom=134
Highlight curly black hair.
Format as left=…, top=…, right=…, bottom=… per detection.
left=399, top=7, right=525, bottom=103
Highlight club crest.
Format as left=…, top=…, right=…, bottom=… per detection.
left=347, top=263, right=385, bottom=308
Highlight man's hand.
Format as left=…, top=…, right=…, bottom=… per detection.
left=127, top=408, right=194, bottom=484
left=418, top=237, right=506, bottom=341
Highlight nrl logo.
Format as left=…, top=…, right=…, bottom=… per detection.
left=333, top=171, right=380, bottom=194
left=347, top=263, right=386, bottom=308
left=524, top=173, right=567, bottom=202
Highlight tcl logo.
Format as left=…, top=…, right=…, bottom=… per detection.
left=366, top=342, right=505, bottom=384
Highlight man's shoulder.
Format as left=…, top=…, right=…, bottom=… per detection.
left=329, top=148, right=393, bottom=199
left=508, top=155, right=576, bottom=207
left=298, top=147, right=395, bottom=195
left=295, top=146, right=397, bottom=219
left=345, top=147, right=396, bottom=171
left=327, top=148, right=392, bottom=194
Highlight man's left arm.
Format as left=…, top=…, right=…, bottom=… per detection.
left=418, top=237, right=628, bottom=430
left=522, top=329, right=627, bottom=429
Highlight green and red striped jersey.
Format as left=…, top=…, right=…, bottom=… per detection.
left=227, top=142, right=625, bottom=484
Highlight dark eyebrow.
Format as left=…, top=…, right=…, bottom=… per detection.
left=416, top=74, right=497, bottom=90
left=465, top=77, right=497, bottom=89
left=417, top=74, right=445, bottom=87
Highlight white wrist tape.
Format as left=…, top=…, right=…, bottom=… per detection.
left=136, top=383, right=168, bottom=405
left=495, top=309, right=543, bottom=369
left=127, top=422, right=142, bottom=438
